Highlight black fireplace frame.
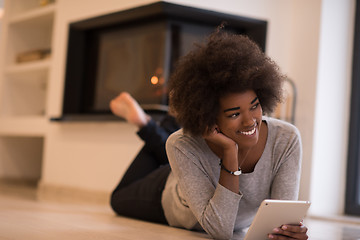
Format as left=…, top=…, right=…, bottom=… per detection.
left=55, top=2, right=267, bottom=121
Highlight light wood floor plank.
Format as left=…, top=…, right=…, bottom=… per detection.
left=1, top=184, right=360, bottom=239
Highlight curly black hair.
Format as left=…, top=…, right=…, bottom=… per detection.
left=168, top=29, right=285, bottom=136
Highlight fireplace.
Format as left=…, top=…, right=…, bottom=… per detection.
left=57, top=2, right=267, bottom=121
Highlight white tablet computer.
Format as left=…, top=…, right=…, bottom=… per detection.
left=244, top=199, right=311, bottom=240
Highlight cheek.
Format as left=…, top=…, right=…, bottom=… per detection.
left=258, top=106, right=263, bottom=116
left=216, top=119, right=227, bottom=132
left=256, top=114, right=263, bottom=129
left=217, top=119, right=239, bottom=134
left=257, top=119, right=262, bottom=130
left=255, top=107, right=263, bottom=121
left=216, top=118, right=230, bottom=131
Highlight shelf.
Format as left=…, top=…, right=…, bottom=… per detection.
left=5, top=2, right=55, bottom=67
left=5, top=58, right=51, bottom=75
left=8, top=4, right=56, bottom=25
left=0, top=0, right=56, bottom=182
left=0, top=73, right=47, bottom=116
left=0, top=116, right=47, bottom=137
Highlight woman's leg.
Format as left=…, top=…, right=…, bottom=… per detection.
left=109, top=92, right=150, bottom=128
left=112, top=147, right=159, bottom=190
left=136, top=118, right=178, bottom=167
left=113, top=116, right=176, bottom=190
left=110, top=92, right=180, bottom=168
left=109, top=92, right=176, bottom=223
left=110, top=120, right=174, bottom=223
left=110, top=164, right=170, bottom=224
left=111, top=139, right=170, bottom=224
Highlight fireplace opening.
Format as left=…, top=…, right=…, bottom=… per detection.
left=58, top=2, right=267, bottom=121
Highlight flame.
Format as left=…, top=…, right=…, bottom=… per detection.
left=151, top=76, right=159, bottom=85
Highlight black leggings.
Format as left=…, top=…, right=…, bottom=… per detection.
left=110, top=116, right=179, bottom=224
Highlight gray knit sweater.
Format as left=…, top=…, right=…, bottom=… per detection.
left=162, top=117, right=302, bottom=240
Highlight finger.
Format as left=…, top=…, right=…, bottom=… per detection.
left=269, top=232, right=307, bottom=240
left=211, top=125, right=219, bottom=132
left=268, top=233, right=296, bottom=240
left=270, top=226, right=308, bottom=239
left=202, top=126, right=219, bottom=139
left=282, top=224, right=308, bottom=233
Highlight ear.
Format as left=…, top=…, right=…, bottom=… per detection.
left=214, top=124, right=220, bottom=133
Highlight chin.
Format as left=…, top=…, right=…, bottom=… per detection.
left=236, top=131, right=259, bottom=148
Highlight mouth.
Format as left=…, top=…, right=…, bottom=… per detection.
left=239, top=123, right=257, bottom=136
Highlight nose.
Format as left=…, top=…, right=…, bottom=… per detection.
left=241, top=111, right=256, bottom=127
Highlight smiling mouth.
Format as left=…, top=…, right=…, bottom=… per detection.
left=239, top=123, right=257, bottom=136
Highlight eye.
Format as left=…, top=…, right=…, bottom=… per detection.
left=251, top=102, right=260, bottom=110
left=227, top=112, right=240, bottom=118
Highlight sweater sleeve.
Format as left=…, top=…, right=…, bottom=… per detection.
left=166, top=134, right=242, bottom=240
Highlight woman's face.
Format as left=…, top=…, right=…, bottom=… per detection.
left=216, top=90, right=263, bottom=149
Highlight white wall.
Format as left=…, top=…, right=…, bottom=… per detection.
left=40, top=0, right=355, bottom=217
left=311, top=0, right=355, bottom=216
left=43, top=0, right=161, bottom=193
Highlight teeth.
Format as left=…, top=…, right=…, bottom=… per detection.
left=240, top=127, right=256, bottom=136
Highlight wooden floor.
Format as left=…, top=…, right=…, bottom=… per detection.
left=1, top=183, right=360, bottom=240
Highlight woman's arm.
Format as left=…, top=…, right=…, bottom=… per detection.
left=203, top=126, right=240, bottom=194
left=268, top=127, right=308, bottom=240
left=166, top=134, right=241, bottom=239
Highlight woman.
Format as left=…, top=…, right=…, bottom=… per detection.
left=111, top=28, right=308, bottom=239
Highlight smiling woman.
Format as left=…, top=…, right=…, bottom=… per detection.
left=169, top=30, right=283, bottom=137
left=216, top=92, right=263, bottom=152
left=110, top=28, right=308, bottom=240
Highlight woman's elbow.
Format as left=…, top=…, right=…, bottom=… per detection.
left=209, top=231, right=233, bottom=240
left=205, top=226, right=234, bottom=240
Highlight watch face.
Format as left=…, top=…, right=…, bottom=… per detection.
left=234, top=170, right=242, bottom=176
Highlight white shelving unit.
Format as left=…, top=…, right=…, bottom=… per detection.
left=0, top=0, right=55, bottom=135
left=0, top=0, right=56, bottom=181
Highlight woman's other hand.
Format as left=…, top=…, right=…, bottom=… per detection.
left=203, top=125, right=237, bottom=152
left=268, top=222, right=308, bottom=239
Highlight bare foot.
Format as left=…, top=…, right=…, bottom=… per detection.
left=110, top=92, right=150, bottom=128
